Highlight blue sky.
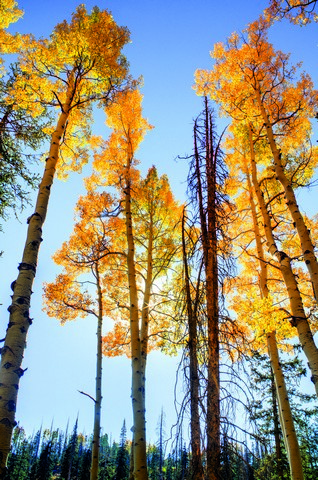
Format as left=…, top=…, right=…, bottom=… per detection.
left=1, top=0, right=317, bottom=446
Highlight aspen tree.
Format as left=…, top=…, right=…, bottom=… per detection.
left=89, top=89, right=151, bottom=480
left=194, top=17, right=318, bottom=394
left=195, top=17, right=318, bottom=301
left=88, top=90, right=181, bottom=479
left=248, top=126, right=318, bottom=397
left=43, top=191, right=119, bottom=480
left=245, top=158, right=304, bottom=480
left=0, top=6, right=130, bottom=473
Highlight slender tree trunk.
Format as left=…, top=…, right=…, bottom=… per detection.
left=194, top=99, right=220, bottom=479
left=158, top=409, right=164, bottom=480
left=248, top=125, right=318, bottom=397
left=267, top=332, right=304, bottom=480
left=255, top=87, right=318, bottom=303
left=129, top=441, right=135, bottom=480
left=140, top=211, right=153, bottom=376
left=0, top=77, right=75, bottom=475
left=247, top=165, right=304, bottom=479
left=182, top=209, right=204, bottom=480
left=90, top=265, right=103, bottom=480
left=124, top=173, right=148, bottom=480
left=270, top=369, right=285, bottom=479
left=205, top=104, right=220, bottom=480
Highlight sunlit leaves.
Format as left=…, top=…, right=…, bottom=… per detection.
left=0, top=0, right=23, bottom=58
left=43, top=273, right=94, bottom=323
left=264, top=0, right=318, bottom=25
left=194, top=17, right=318, bottom=143
left=88, top=89, right=153, bottom=190
left=0, top=0, right=22, bottom=30
left=9, top=5, right=130, bottom=177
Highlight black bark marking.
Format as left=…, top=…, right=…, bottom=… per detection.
left=26, top=211, right=42, bottom=224
left=18, top=262, right=36, bottom=273
left=7, top=400, right=16, bottom=412
left=14, top=368, right=27, bottom=378
left=16, top=297, right=28, bottom=305
left=0, top=418, right=16, bottom=427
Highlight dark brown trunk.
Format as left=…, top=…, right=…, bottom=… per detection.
left=182, top=209, right=204, bottom=480
left=195, top=98, right=220, bottom=479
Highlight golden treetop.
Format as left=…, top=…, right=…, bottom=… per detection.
left=0, top=0, right=23, bottom=59
left=87, top=88, right=153, bottom=190
left=0, top=0, right=22, bottom=30
left=7, top=5, right=131, bottom=177
left=194, top=17, right=318, bottom=142
left=264, top=0, right=318, bottom=25
left=15, top=5, right=130, bottom=107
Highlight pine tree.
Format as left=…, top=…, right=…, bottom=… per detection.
left=115, top=420, right=130, bottom=480
left=36, top=439, right=54, bottom=480
left=60, top=419, right=79, bottom=480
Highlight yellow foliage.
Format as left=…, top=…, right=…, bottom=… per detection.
left=194, top=17, right=318, bottom=152
left=9, top=5, right=130, bottom=177
left=88, top=88, right=152, bottom=190
left=0, top=0, right=22, bottom=30
left=102, top=323, right=130, bottom=358
left=230, top=288, right=294, bottom=353
left=264, top=0, right=318, bottom=25
left=43, top=274, right=94, bottom=323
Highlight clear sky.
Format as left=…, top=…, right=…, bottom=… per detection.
left=1, top=0, right=317, bottom=447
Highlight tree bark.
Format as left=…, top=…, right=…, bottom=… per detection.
left=140, top=211, right=153, bottom=375
left=0, top=77, right=75, bottom=475
left=182, top=209, right=204, bottom=480
left=124, top=173, right=148, bottom=480
left=205, top=105, right=220, bottom=480
left=90, top=265, right=103, bottom=480
left=249, top=125, right=318, bottom=397
left=267, top=332, right=304, bottom=480
left=270, top=369, right=285, bottom=479
left=194, top=99, right=220, bottom=479
left=247, top=165, right=304, bottom=479
left=255, top=87, right=318, bottom=303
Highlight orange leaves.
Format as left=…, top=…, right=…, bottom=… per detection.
left=43, top=274, right=94, bottom=323
left=53, top=191, right=122, bottom=275
left=50, top=5, right=129, bottom=84
left=102, top=323, right=130, bottom=358
left=264, top=0, right=318, bottom=25
left=88, top=88, right=153, bottom=191
left=43, top=191, right=123, bottom=325
left=105, top=89, right=153, bottom=149
left=195, top=16, right=318, bottom=142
